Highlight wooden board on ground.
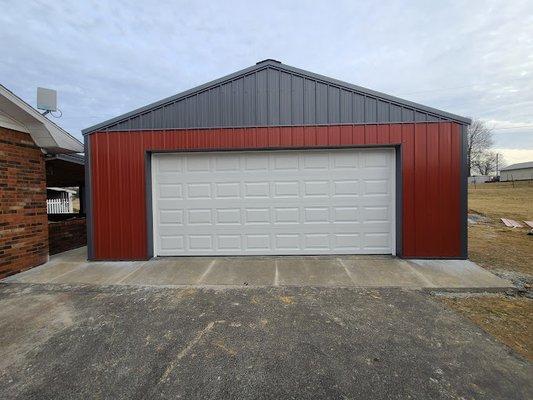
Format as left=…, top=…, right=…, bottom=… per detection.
left=500, top=218, right=523, bottom=228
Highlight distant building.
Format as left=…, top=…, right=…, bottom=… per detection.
left=500, top=161, right=533, bottom=181
left=468, top=175, right=491, bottom=184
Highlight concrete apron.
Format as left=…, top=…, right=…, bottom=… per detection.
left=2, top=246, right=513, bottom=291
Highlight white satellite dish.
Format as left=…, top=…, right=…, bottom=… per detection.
left=37, top=87, right=57, bottom=113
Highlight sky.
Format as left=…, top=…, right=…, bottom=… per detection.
left=1, top=0, right=532, bottom=164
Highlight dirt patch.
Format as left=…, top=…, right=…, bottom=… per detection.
left=438, top=294, right=532, bottom=361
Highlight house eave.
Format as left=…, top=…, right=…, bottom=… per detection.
left=0, top=84, right=83, bottom=153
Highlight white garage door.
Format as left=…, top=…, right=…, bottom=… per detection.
left=152, top=148, right=395, bottom=256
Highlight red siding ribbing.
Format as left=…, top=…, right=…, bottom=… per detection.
left=89, top=122, right=463, bottom=260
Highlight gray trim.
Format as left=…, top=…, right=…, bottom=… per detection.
left=395, top=146, right=403, bottom=258
left=84, top=136, right=94, bottom=260
left=145, top=151, right=154, bottom=259
left=45, top=153, right=85, bottom=165
left=147, top=145, right=402, bottom=257
left=460, top=125, right=468, bottom=259
left=83, top=60, right=470, bottom=134
left=147, top=143, right=398, bottom=154
left=85, top=120, right=460, bottom=134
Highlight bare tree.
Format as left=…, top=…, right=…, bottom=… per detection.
left=471, top=151, right=503, bottom=176
left=467, top=119, right=493, bottom=176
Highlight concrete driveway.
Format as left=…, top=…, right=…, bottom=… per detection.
left=3, top=247, right=512, bottom=290
left=0, top=283, right=530, bottom=400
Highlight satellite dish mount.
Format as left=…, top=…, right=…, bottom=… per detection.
left=37, top=87, right=58, bottom=116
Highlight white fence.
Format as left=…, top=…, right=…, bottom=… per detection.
left=47, top=198, right=72, bottom=214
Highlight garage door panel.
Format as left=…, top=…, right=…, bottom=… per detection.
left=363, top=232, right=391, bottom=251
left=244, top=182, right=270, bottom=197
left=159, top=210, right=184, bottom=225
left=157, top=155, right=183, bottom=172
left=217, top=235, right=242, bottom=250
left=160, top=235, right=185, bottom=251
left=152, top=149, right=395, bottom=255
left=244, top=235, right=270, bottom=250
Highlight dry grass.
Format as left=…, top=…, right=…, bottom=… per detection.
left=437, top=181, right=532, bottom=360
left=469, top=225, right=532, bottom=275
left=468, top=180, right=533, bottom=221
left=440, top=295, right=533, bottom=361
left=468, top=181, right=533, bottom=276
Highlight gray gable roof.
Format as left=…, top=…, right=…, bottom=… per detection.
left=501, top=161, right=533, bottom=171
left=83, top=59, right=471, bottom=135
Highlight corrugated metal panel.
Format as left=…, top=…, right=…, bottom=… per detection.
left=340, top=90, right=352, bottom=123
left=243, top=74, right=255, bottom=126
left=353, top=93, right=365, bottom=123
left=304, top=79, right=316, bottom=125
left=84, top=61, right=470, bottom=134
left=291, top=75, right=304, bottom=124
left=327, top=86, right=340, bottom=123
left=268, top=68, right=280, bottom=125
left=90, top=122, right=463, bottom=260
left=365, top=97, right=377, bottom=122
left=279, top=71, right=291, bottom=125
left=88, top=66, right=467, bottom=133
left=315, top=82, right=328, bottom=124
left=256, top=70, right=268, bottom=125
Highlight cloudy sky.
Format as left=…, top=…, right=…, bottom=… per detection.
left=2, top=0, right=532, bottom=164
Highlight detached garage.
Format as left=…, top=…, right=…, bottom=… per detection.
left=83, top=60, right=470, bottom=260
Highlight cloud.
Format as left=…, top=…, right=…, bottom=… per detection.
left=0, top=0, right=531, bottom=153
left=493, top=148, right=533, bottom=166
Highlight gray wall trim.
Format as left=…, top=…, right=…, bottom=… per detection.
left=145, top=151, right=154, bottom=259
left=460, top=125, right=468, bottom=259
left=84, top=135, right=95, bottom=260
left=83, top=61, right=470, bottom=135
left=83, top=120, right=463, bottom=135
left=395, top=145, right=403, bottom=258
left=146, top=145, right=403, bottom=257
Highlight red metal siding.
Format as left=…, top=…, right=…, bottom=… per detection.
left=89, top=122, right=463, bottom=260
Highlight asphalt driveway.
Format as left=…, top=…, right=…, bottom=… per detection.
left=0, top=283, right=530, bottom=399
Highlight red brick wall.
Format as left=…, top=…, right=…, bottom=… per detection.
left=48, top=217, right=86, bottom=255
left=0, top=127, right=48, bottom=278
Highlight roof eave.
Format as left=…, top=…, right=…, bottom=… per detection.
left=45, top=153, right=85, bottom=165
left=0, top=84, right=84, bottom=153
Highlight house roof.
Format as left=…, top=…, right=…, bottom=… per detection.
left=501, top=161, right=533, bottom=171
left=47, top=187, right=77, bottom=194
left=83, top=59, right=471, bottom=135
left=0, top=84, right=83, bottom=153
left=45, top=153, right=85, bottom=165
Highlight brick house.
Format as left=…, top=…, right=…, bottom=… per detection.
left=0, top=84, right=83, bottom=278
